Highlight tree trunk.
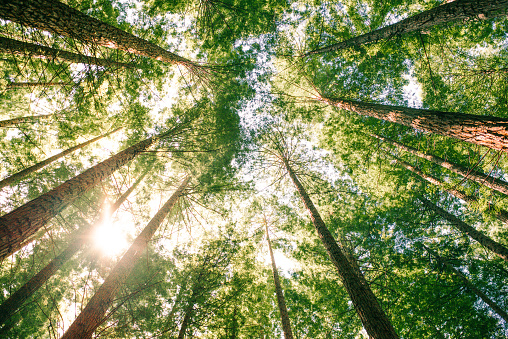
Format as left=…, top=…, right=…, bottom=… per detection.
left=5, top=82, right=67, bottom=89
left=0, top=36, right=135, bottom=69
left=282, top=158, right=399, bottom=339
left=264, top=218, right=294, bottom=339
left=0, top=113, right=57, bottom=128
left=60, top=176, right=190, bottom=339
left=0, top=0, right=197, bottom=68
left=0, top=125, right=181, bottom=261
left=0, top=170, right=148, bottom=327
left=424, top=246, right=508, bottom=323
left=393, top=157, right=508, bottom=225
left=305, top=0, right=508, bottom=55
left=322, top=96, right=508, bottom=152
left=373, top=133, right=508, bottom=196
left=0, top=127, right=122, bottom=191
left=419, top=197, right=508, bottom=262
left=177, top=303, right=194, bottom=339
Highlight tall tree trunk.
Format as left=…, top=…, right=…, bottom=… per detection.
left=281, top=158, right=399, bottom=339
left=0, top=170, right=148, bottom=327
left=393, top=156, right=508, bottom=225
left=321, top=96, right=508, bottom=152
left=424, top=245, right=508, bottom=323
left=419, top=197, right=508, bottom=262
left=0, top=36, right=135, bottom=69
left=0, top=113, right=57, bottom=128
left=0, top=125, right=182, bottom=261
left=373, top=133, right=508, bottom=196
left=0, top=127, right=122, bottom=191
left=264, top=217, right=294, bottom=339
left=177, top=303, right=194, bottom=339
left=60, top=176, right=190, bottom=339
left=305, top=0, right=508, bottom=55
left=0, top=0, right=197, bottom=68
left=5, top=82, right=67, bottom=89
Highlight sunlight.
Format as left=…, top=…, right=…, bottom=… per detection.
left=92, top=204, right=129, bottom=257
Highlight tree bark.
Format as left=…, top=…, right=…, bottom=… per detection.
left=322, top=96, right=508, bottom=152
left=373, top=133, right=508, bottom=196
left=61, top=176, right=190, bottom=339
left=424, top=246, right=508, bottom=323
left=0, top=170, right=148, bottom=327
left=420, top=197, right=508, bottom=262
left=0, top=36, right=135, bottom=69
left=5, top=82, right=67, bottom=89
left=264, top=218, right=294, bottom=339
left=0, top=112, right=57, bottom=128
left=0, top=127, right=122, bottom=191
left=282, top=158, right=399, bottom=339
left=393, top=157, right=508, bottom=225
left=177, top=303, right=194, bottom=339
left=0, top=0, right=196, bottom=68
left=0, top=125, right=182, bottom=261
left=305, top=0, right=508, bottom=55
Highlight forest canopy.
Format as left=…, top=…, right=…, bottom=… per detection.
left=0, top=0, right=507, bottom=338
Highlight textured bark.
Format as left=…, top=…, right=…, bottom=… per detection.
left=394, top=157, right=508, bottom=226
left=0, top=126, right=180, bottom=261
left=5, top=82, right=67, bottom=89
left=61, top=176, right=190, bottom=339
left=425, top=246, right=508, bottom=323
left=323, top=96, right=508, bottom=152
left=0, top=0, right=196, bottom=68
left=0, top=36, right=135, bottom=69
left=374, top=134, right=508, bottom=196
left=305, top=0, right=508, bottom=55
left=420, top=197, right=508, bottom=262
left=0, top=171, right=147, bottom=327
left=264, top=219, right=294, bottom=339
left=0, top=127, right=122, bottom=190
left=282, top=158, right=399, bottom=339
left=0, top=112, right=56, bottom=128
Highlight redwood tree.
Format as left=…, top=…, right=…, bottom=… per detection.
left=304, top=0, right=508, bottom=56
left=60, top=176, right=190, bottom=339
left=0, top=125, right=184, bottom=261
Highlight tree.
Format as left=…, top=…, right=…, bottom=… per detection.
left=0, top=36, right=136, bottom=69
left=304, top=0, right=508, bottom=56
left=0, top=126, right=122, bottom=190
left=60, top=175, right=190, bottom=339
left=419, top=197, right=508, bottom=262
left=320, top=96, right=508, bottom=152
left=0, top=113, right=57, bottom=128
left=0, top=0, right=198, bottom=69
left=0, top=169, right=148, bottom=328
left=264, top=216, right=294, bottom=339
left=0, top=123, right=185, bottom=260
left=372, top=133, right=508, bottom=196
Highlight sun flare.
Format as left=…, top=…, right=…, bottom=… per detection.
left=93, top=222, right=129, bottom=257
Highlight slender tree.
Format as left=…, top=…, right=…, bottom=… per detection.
left=264, top=216, right=294, bottom=339
left=0, top=36, right=136, bottom=69
left=304, top=0, right=508, bottom=56
left=0, top=124, right=185, bottom=261
left=0, top=0, right=198, bottom=69
left=5, top=82, right=67, bottom=89
left=373, top=133, right=508, bottom=196
left=0, top=113, right=57, bottom=128
left=423, top=245, right=508, bottom=323
left=61, top=176, right=190, bottom=339
left=419, top=197, right=508, bottom=262
left=0, top=127, right=123, bottom=190
left=392, top=156, right=508, bottom=225
left=321, top=96, right=508, bottom=152
left=278, top=154, right=399, bottom=338
left=0, top=170, right=149, bottom=328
